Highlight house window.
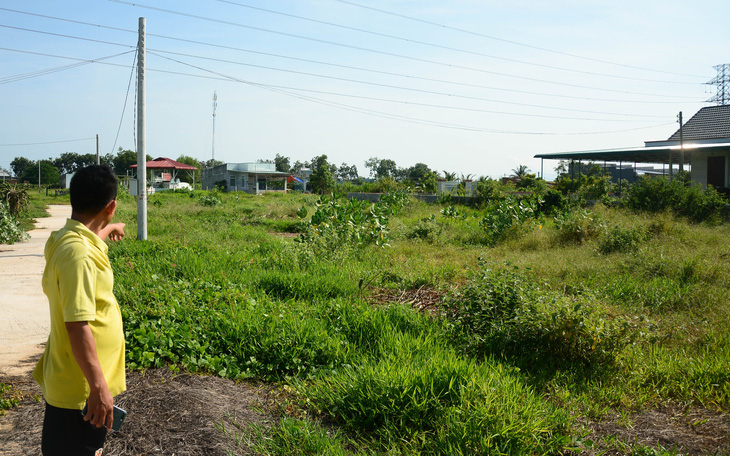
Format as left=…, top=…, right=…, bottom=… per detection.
left=229, top=176, right=236, bottom=188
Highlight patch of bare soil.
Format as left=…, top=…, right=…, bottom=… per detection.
left=366, top=286, right=447, bottom=314
left=0, top=364, right=275, bottom=456
left=2, top=360, right=729, bottom=455
left=581, top=404, right=730, bottom=455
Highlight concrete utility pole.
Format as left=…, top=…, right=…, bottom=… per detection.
left=96, top=134, right=100, bottom=165
left=678, top=112, right=684, bottom=174
left=136, top=17, right=147, bottom=240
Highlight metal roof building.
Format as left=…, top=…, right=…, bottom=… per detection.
left=535, top=106, right=730, bottom=188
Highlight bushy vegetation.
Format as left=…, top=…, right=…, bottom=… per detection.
left=19, top=169, right=728, bottom=454
left=0, top=201, right=28, bottom=244
left=626, top=175, right=727, bottom=223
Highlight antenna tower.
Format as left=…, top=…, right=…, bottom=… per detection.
left=212, top=91, right=218, bottom=160
left=707, top=64, right=730, bottom=106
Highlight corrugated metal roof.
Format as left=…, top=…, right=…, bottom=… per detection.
left=668, top=105, right=730, bottom=141
left=129, top=157, right=198, bottom=170
left=534, top=142, right=730, bottom=164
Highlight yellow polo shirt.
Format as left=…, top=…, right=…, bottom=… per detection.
left=33, top=219, right=126, bottom=410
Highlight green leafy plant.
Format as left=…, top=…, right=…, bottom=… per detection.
left=198, top=194, right=222, bottom=207
left=0, top=383, right=20, bottom=414
left=441, top=262, right=634, bottom=368
left=0, top=201, right=28, bottom=245
left=298, top=191, right=410, bottom=248
left=626, top=176, right=727, bottom=223
left=597, top=225, right=649, bottom=254
left=478, top=195, right=541, bottom=245
left=554, top=209, right=604, bottom=244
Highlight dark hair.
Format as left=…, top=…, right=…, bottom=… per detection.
left=70, top=165, right=118, bottom=215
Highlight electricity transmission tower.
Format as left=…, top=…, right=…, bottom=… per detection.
left=707, top=63, right=730, bottom=106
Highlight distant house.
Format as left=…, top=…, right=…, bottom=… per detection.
left=128, top=157, right=198, bottom=195
left=202, top=162, right=291, bottom=193
left=535, top=105, right=730, bottom=189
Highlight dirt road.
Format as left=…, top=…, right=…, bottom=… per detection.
left=0, top=205, right=70, bottom=376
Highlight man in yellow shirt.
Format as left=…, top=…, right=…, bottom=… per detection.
left=33, top=164, right=126, bottom=456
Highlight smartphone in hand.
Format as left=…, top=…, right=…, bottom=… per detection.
left=82, top=404, right=127, bottom=431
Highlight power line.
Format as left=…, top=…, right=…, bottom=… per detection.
left=107, top=1, right=702, bottom=98
left=217, top=0, right=700, bottom=85
left=0, top=24, right=133, bottom=49
left=0, top=42, right=696, bottom=126
left=0, top=8, right=703, bottom=103
left=149, top=51, right=677, bottom=136
left=149, top=48, right=671, bottom=118
left=111, top=50, right=137, bottom=154
left=0, top=50, right=134, bottom=84
left=0, top=137, right=96, bottom=147
left=334, top=0, right=708, bottom=79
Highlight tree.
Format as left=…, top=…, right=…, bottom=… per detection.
left=291, top=160, right=306, bottom=174
left=337, top=163, right=358, bottom=182
left=309, top=155, right=335, bottom=194
left=274, top=154, right=291, bottom=173
left=511, top=165, right=530, bottom=179
left=365, top=157, right=397, bottom=180
left=53, top=152, right=98, bottom=174
left=203, top=158, right=224, bottom=169
left=176, top=155, right=202, bottom=184
left=442, top=170, right=457, bottom=181
left=10, top=157, right=33, bottom=178
left=21, top=162, right=60, bottom=186
left=113, top=148, right=152, bottom=176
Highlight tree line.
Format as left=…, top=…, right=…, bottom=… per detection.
left=8, top=149, right=517, bottom=193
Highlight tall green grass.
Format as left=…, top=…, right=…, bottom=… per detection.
left=92, top=190, right=730, bottom=454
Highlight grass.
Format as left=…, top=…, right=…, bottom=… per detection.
left=25, top=188, right=730, bottom=454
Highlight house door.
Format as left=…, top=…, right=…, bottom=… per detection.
left=707, top=156, right=726, bottom=188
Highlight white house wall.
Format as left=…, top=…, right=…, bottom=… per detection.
left=691, top=150, right=730, bottom=188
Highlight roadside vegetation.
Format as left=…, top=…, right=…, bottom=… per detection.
left=10, top=165, right=730, bottom=454
left=99, top=172, right=729, bottom=455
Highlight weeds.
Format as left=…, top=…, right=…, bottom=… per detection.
left=78, top=186, right=730, bottom=454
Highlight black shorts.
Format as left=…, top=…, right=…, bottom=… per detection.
left=42, top=402, right=107, bottom=456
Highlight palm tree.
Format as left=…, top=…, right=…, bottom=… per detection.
left=511, top=165, right=529, bottom=179
left=442, top=171, right=457, bottom=181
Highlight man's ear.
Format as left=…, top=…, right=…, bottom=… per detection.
left=105, top=199, right=117, bottom=214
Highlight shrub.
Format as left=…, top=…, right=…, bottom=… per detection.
left=554, top=209, right=604, bottom=244
left=0, top=183, right=29, bottom=216
left=471, top=178, right=507, bottom=208
left=441, top=262, right=634, bottom=368
left=479, top=195, right=541, bottom=245
left=406, top=215, right=442, bottom=243
left=597, top=225, right=649, bottom=254
left=198, top=194, right=222, bottom=207
left=626, top=176, right=727, bottom=223
left=297, top=191, right=409, bottom=249
left=0, top=201, right=28, bottom=245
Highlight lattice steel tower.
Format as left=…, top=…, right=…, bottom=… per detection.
left=707, top=63, right=730, bottom=106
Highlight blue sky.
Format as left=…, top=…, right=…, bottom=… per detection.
left=1, top=0, right=728, bottom=180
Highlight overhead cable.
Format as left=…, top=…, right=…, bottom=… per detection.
left=334, top=0, right=707, bottom=79
left=148, top=51, right=677, bottom=136
left=0, top=8, right=703, bottom=102
left=217, top=0, right=700, bottom=85
left=107, top=0, right=701, bottom=98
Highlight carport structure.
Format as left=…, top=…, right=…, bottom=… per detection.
left=535, top=106, right=730, bottom=188
left=130, top=157, right=198, bottom=189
